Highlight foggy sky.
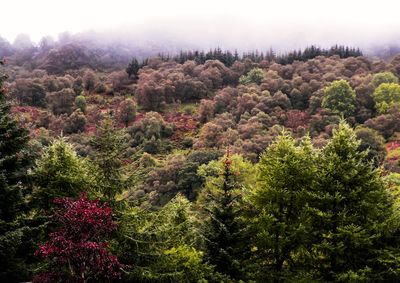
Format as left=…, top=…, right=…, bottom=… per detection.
left=2, top=0, right=400, bottom=51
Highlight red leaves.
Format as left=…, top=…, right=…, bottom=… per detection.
left=34, top=194, right=122, bottom=282
left=285, top=110, right=310, bottom=130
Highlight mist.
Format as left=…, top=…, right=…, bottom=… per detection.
left=1, top=0, right=400, bottom=55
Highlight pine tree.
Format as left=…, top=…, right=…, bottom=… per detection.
left=32, top=138, right=91, bottom=210
left=90, top=118, right=130, bottom=203
left=117, top=195, right=212, bottom=282
left=0, top=63, right=30, bottom=221
left=310, top=122, right=396, bottom=281
left=0, top=60, right=33, bottom=281
left=126, top=58, right=140, bottom=78
left=198, top=151, right=252, bottom=280
left=249, top=133, right=316, bottom=282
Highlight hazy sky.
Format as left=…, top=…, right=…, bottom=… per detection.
left=1, top=0, right=400, bottom=49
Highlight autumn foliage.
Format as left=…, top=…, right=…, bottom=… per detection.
left=33, top=194, right=122, bottom=283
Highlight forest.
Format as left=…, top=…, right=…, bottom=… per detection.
left=1, top=37, right=400, bottom=282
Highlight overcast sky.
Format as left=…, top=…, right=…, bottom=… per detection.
left=1, top=0, right=400, bottom=49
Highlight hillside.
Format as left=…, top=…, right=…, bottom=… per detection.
left=2, top=42, right=400, bottom=282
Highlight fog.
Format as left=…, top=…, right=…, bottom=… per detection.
left=2, top=0, right=400, bottom=53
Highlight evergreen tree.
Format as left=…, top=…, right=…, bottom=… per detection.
left=249, top=133, right=317, bottom=282
left=126, top=58, right=141, bottom=78
left=0, top=61, right=30, bottom=222
left=117, top=195, right=213, bottom=282
left=0, top=60, right=33, bottom=282
left=32, top=138, right=91, bottom=210
left=310, top=122, right=396, bottom=281
left=90, top=118, right=130, bottom=203
left=198, top=152, right=253, bottom=280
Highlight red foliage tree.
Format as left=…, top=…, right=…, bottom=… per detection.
left=34, top=194, right=122, bottom=283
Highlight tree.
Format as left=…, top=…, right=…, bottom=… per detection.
left=90, top=118, right=130, bottom=203
left=118, top=98, right=136, bottom=127
left=239, top=67, right=265, bottom=85
left=310, top=122, right=396, bottom=281
left=372, top=82, right=400, bottom=113
left=10, top=79, right=46, bottom=107
left=74, top=95, right=86, bottom=113
left=117, top=194, right=213, bottom=282
left=355, top=126, right=386, bottom=166
left=32, top=138, right=91, bottom=210
left=83, top=70, right=98, bottom=91
left=126, top=58, right=141, bottom=78
left=64, top=109, right=87, bottom=134
left=197, top=152, right=254, bottom=280
left=34, top=194, right=122, bottom=283
left=0, top=60, right=33, bottom=282
left=46, top=88, right=76, bottom=115
left=322, top=80, right=356, bottom=117
left=371, top=72, right=398, bottom=88
left=249, top=133, right=316, bottom=282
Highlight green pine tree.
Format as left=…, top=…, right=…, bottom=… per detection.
left=0, top=60, right=34, bottom=282
left=117, top=194, right=213, bottom=282
left=198, top=152, right=253, bottom=280
left=90, top=118, right=130, bottom=203
left=249, top=132, right=317, bottom=282
left=310, top=122, right=396, bottom=282
left=32, top=138, right=91, bottom=210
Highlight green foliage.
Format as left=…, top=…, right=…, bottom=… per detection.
left=74, top=94, right=86, bottom=113
left=0, top=61, right=35, bottom=282
left=248, top=133, right=317, bottom=282
left=126, top=58, right=141, bottom=78
left=372, top=82, right=400, bottom=113
left=173, top=150, right=222, bottom=200
left=0, top=77, right=30, bottom=221
left=90, top=118, right=130, bottom=202
left=239, top=67, right=265, bottom=85
left=197, top=153, right=256, bottom=195
left=32, top=138, right=91, bottom=209
left=372, top=72, right=398, bottom=88
left=5, top=46, right=400, bottom=282
left=117, top=194, right=213, bottom=282
left=322, top=79, right=356, bottom=117
left=311, top=122, right=396, bottom=281
left=64, top=109, right=86, bottom=134
left=128, top=111, right=174, bottom=154
left=197, top=153, right=253, bottom=280
left=118, top=98, right=136, bottom=126
left=355, top=126, right=386, bottom=166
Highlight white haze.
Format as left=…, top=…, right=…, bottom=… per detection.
left=1, top=0, right=400, bottom=52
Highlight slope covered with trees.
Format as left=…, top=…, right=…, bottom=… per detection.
left=1, top=43, right=400, bottom=282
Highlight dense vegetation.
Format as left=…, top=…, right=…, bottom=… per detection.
left=1, top=40, right=400, bottom=282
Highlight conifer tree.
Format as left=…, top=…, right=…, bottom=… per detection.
left=117, top=195, right=212, bottom=282
left=126, top=58, right=141, bottom=78
left=198, top=151, right=252, bottom=280
left=32, top=138, right=91, bottom=210
left=310, top=122, right=396, bottom=281
left=90, top=118, right=130, bottom=203
left=0, top=61, right=30, bottom=221
left=249, top=133, right=316, bottom=282
left=0, top=60, right=32, bottom=281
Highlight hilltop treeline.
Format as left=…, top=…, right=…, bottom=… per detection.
left=157, top=45, right=363, bottom=66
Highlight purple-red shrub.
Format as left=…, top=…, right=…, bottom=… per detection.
left=33, top=194, right=122, bottom=283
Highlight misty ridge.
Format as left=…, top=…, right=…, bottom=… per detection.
left=2, top=26, right=400, bottom=72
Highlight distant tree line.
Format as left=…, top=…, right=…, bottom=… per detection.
left=127, top=45, right=363, bottom=73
